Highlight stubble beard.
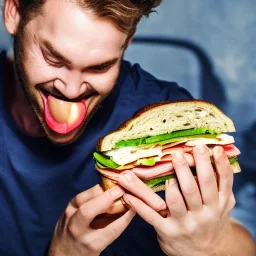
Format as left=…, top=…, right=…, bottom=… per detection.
left=13, top=27, right=121, bottom=146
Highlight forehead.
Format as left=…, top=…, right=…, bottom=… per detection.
left=29, top=0, right=127, bottom=62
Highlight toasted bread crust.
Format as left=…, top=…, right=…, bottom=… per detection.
left=100, top=176, right=117, bottom=191
left=97, top=100, right=235, bottom=152
left=231, top=161, right=241, bottom=173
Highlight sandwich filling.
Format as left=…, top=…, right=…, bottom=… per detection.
left=94, top=128, right=240, bottom=188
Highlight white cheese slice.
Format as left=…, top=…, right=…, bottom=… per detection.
left=105, top=134, right=235, bottom=166
left=185, top=134, right=234, bottom=146
left=105, top=146, right=162, bottom=166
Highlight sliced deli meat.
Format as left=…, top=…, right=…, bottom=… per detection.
left=96, top=143, right=240, bottom=181
left=222, top=144, right=241, bottom=158
left=105, top=134, right=237, bottom=166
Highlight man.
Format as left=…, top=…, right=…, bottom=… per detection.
left=0, top=0, right=255, bottom=255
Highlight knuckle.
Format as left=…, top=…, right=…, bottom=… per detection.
left=201, top=175, right=216, bottom=186
left=184, top=153, right=195, bottom=166
left=185, top=220, right=198, bottom=235
left=160, top=225, right=173, bottom=238
left=80, top=204, right=94, bottom=220
left=64, top=206, right=74, bottom=220
left=67, top=221, right=79, bottom=239
left=145, top=213, right=157, bottom=224
left=119, top=171, right=135, bottom=187
left=182, top=185, right=198, bottom=197
left=166, top=193, right=179, bottom=205
left=75, top=193, right=86, bottom=207
left=218, top=164, right=233, bottom=178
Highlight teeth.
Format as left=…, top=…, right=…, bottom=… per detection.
left=48, top=95, right=72, bottom=123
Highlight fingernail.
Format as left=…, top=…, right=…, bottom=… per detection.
left=157, top=201, right=167, bottom=211
left=174, top=152, right=184, bottom=163
left=196, top=144, right=206, bottom=154
left=166, top=178, right=177, bottom=186
left=123, top=193, right=132, bottom=205
left=109, top=186, right=123, bottom=198
left=120, top=172, right=133, bottom=183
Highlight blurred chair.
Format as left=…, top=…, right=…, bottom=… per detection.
left=132, top=36, right=256, bottom=240
left=132, top=36, right=227, bottom=111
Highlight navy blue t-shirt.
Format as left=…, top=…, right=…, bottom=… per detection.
left=0, top=51, right=193, bottom=256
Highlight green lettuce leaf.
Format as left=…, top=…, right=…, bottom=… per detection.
left=144, top=174, right=175, bottom=188
left=93, top=152, right=120, bottom=168
left=115, top=128, right=218, bottom=148
left=229, top=157, right=238, bottom=164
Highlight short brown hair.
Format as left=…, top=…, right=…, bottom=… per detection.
left=19, top=0, right=162, bottom=35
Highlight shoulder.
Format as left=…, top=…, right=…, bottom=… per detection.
left=88, top=61, right=193, bottom=138
left=119, top=60, right=194, bottom=102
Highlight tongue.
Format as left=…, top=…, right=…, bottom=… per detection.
left=44, top=95, right=87, bottom=134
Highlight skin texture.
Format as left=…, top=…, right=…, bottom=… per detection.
left=48, top=185, right=136, bottom=256
left=119, top=145, right=256, bottom=256
left=3, top=0, right=255, bottom=255
left=4, top=0, right=128, bottom=144
left=4, top=0, right=137, bottom=255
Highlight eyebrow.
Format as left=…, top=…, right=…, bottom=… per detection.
left=44, top=41, right=72, bottom=64
left=43, top=40, right=119, bottom=69
left=88, top=58, right=118, bottom=70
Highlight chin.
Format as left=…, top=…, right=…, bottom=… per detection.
left=44, top=123, right=86, bottom=145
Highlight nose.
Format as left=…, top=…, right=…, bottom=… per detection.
left=53, top=72, right=87, bottom=100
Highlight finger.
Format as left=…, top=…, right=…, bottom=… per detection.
left=72, top=186, right=124, bottom=230
left=213, top=146, right=234, bottom=199
left=165, top=178, right=187, bottom=218
left=193, top=145, right=219, bottom=205
left=184, top=153, right=195, bottom=166
left=172, top=152, right=202, bottom=211
left=123, top=193, right=165, bottom=229
left=70, top=184, right=104, bottom=208
left=119, top=171, right=167, bottom=212
left=98, top=209, right=136, bottom=245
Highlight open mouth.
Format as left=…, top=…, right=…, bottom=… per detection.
left=39, top=89, right=87, bottom=134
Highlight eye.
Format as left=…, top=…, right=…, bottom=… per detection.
left=41, top=49, right=64, bottom=68
left=89, top=64, right=111, bottom=73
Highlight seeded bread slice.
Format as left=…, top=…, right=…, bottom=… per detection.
left=97, top=100, right=235, bottom=152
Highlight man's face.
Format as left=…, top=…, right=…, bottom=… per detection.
left=14, top=0, right=127, bottom=144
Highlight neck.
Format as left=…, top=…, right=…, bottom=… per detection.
left=4, top=55, right=45, bottom=138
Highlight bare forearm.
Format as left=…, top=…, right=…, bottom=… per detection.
left=215, top=218, right=256, bottom=256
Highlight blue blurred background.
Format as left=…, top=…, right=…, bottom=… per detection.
left=1, top=0, right=255, bottom=239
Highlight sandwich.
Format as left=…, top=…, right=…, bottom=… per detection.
left=93, top=100, right=241, bottom=214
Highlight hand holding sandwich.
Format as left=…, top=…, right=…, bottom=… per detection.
left=93, top=100, right=255, bottom=255
left=48, top=185, right=136, bottom=256
left=119, top=145, right=237, bottom=256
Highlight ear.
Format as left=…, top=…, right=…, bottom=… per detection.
left=3, top=0, right=21, bottom=35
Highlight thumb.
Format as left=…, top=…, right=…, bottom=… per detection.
left=98, top=209, right=136, bottom=244
left=70, top=184, right=104, bottom=208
